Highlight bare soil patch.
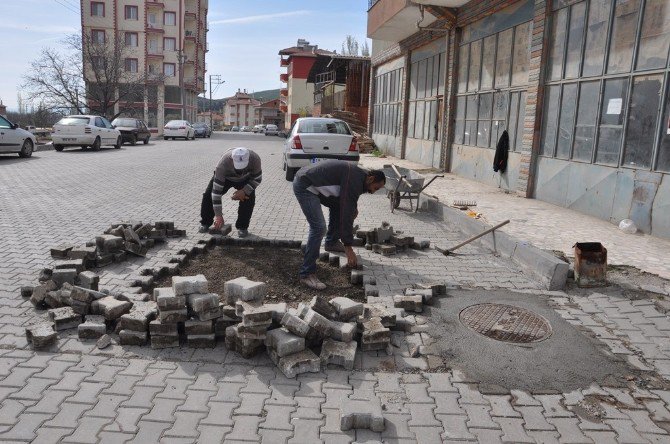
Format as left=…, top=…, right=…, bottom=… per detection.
left=156, top=245, right=365, bottom=305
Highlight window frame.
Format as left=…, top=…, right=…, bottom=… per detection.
left=163, top=37, right=176, bottom=51
left=164, top=11, right=177, bottom=26
left=90, top=29, right=106, bottom=45
left=124, top=4, right=138, bottom=20
left=163, top=62, right=176, bottom=77
left=125, top=58, right=139, bottom=73
left=124, top=32, right=138, bottom=47
left=90, top=1, right=104, bottom=17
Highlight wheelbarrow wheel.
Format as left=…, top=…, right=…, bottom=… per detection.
left=390, top=192, right=401, bottom=210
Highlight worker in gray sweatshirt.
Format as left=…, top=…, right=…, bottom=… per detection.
left=293, top=160, right=386, bottom=290
left=199, top=147, right=262, bottom=237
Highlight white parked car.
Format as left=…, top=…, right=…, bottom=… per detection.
left=52, top=115, right=121, bottom=151
left=163, top=120, right=195, bottom=140
left=283, top=117, right=359, bottom=181
left=0, top=115, right=37, bottom=158
left=264, top=124, right=279, bottom=136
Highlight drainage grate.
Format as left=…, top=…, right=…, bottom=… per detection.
left=459, top=303, right=552, bottom=344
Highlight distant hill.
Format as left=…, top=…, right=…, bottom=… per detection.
left=197, top=88, right=280, bottom=112
left=250, top=89, right=280, bottom=102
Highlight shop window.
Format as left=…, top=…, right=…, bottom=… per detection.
left=636, top=0, right=670, bottom=71
left=516, top=92, right=527, bottom=151
left=477, top=93, right=492, bottom=148
left=511, top=22, right=531, bottom=86
left=573, top=81, right=600, bottom=161
left=509, top=93, right=521, bottom=152
left=607, top=0, right=641, bottom=74
left=495, top=28, right=513, bottom=88
left=658, top=88, right=670, bottom=172
left=464, top=95, right=478, bottom=146
left=541, top=86, right=560, bottom=156
left=490, top=92, right=508, bottom=148
left=565, top=2, right=586, bottom=79
left=407, top=102, right=416, bottom=138
left=623, top=74, right=663, bottom=168
left=458, top=45, right=469, bottom=93
left=481, top=35, right=496, bottom=90
left=415, top=100, right=425, bottom=139
left=468, top=40, right=481, bottom=92
left=548, top=9, right=568, bottom=81
left=596, top=78, right=628, bottom=165
left=556, top=84, right=578, bottom=159
left=454, top=96, right=465, bottom=145
left=583, top=0, right=611, bottom=77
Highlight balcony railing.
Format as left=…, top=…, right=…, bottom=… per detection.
left=280, top=73, right=288, bottom=83
left=280, top=58, right=289, bottom=67
left=280, top=88, right=288, bottom=97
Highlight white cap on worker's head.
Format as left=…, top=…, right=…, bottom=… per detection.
left=231, top=147, right=250, bottom=170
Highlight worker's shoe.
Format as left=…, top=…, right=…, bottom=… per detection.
left=198, top=225, right=209, bottom=233
left=300, top=274, right=327, bottom=290
left=324, top=241, right=345, bottom=253
left=238, top=229, right=249, bottom=238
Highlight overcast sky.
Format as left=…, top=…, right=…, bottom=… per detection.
left=0, top=0, right=370, bottom=111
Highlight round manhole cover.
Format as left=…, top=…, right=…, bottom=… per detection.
left=459, top=303, right=552, bottom=343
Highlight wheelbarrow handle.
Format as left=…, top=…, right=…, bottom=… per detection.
left=419, top=174, right=444, bottom=192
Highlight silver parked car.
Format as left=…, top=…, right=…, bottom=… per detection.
left=264, top=124, right=279, bottom=136
left=0, top=115, right=36, bottom=158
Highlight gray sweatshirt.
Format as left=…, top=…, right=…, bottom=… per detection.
left=212, top=149, right=262, bottom=217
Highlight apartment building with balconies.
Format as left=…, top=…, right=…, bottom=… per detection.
left=278, top=39, right=334, bottom=128
left=223, top=90, right=261, bottom=128
left=81, top=0, right=208, bottom=133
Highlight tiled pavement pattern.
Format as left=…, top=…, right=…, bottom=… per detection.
left=0, top=134, right=668, bottom=442
left=360, top=155, right=670, bottom=281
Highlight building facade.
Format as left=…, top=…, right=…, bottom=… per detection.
left=223, top=90, right=261, bottom=128
left=254, top=99, right=283, bottom=127
left=279, top=39, right=334, bottom=128
left=367, top=0, right=670, bottom=240
left=81, top=0, right=208, bottom=133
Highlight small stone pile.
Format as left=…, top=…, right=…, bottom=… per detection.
left=355, top=222, right=430, bottom=257
left=50, top=220, right=187, bottom=270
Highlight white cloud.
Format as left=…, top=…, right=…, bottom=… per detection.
left=210, top=10, right=311, bottom=25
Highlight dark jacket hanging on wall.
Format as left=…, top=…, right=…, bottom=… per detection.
left=493, top=130, right=509, bottom=173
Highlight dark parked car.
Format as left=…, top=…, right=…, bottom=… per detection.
left=193, top=122, right=212, bottom=138
left=111, top=118, right=151, bottom=145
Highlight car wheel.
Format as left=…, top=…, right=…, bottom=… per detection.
left=163, top=137, right=168, bottom=140
left=130, top=135, right=137, bottom=146
left=18, top=139, right=33, bottom=158
left=144, top=137, right=150, bottom=145
left=81, top=145, right=88, bottom=150
left=91, top=137, right=101, bottom=151
left=54, top=144, right=64, bottom=152
left=285, top=167, right=298, bottom=182
left=114, top=136, right=122, bottom=149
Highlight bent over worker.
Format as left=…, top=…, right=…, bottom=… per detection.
left=292, top=160, right=386, bottom=290
left=199, top=147, right=262, bottom=237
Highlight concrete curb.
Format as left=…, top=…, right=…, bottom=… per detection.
left=419, top=195, right=569, bottom=291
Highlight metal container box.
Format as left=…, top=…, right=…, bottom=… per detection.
left=573, top=242, right=607, bottom=287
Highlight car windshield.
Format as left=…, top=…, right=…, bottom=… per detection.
left=113, top=118, right=136, bottom=127
left=193, top=123, right=206, bottom=128
left=298, top=120, right=350, bottom=135
left=267, top=125, right=277, bottom=129
left=166, top=120, right=184, bottom=126
left=56, top=117, right=90, bottom=126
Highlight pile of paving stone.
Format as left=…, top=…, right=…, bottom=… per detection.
left=49, top=220, right=187, bottom=269
left=354, top=222, right=430, bottom=256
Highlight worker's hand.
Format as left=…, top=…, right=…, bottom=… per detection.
left=345, top=246, right=358, bottom=268
left=231, top=189, right=247, bottom=201
left=214, top=216, right=224, bottom=230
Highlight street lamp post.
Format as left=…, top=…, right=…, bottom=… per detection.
left=177, top=49, right=188, bottom=120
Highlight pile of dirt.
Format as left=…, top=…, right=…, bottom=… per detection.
left=156, top=245, right=365, bottom=305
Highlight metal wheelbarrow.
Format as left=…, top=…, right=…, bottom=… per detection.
left=382, top=164, right=444, bottom=213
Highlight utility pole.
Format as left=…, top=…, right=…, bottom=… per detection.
left=208, top=74, right=224, bottom=130
left=177, top=49, right=188, bottom=120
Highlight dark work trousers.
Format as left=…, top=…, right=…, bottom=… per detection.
left=200, top=175, right=256, bottom=230
left=324, top=203, right=340, bottom=246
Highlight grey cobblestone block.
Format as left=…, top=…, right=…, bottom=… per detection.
left=159, top=308, right=188, bottom=324
left=266, top=328, right=305, bottom=357
left=236, top=301, right=273, bottom=327
left=275, top=349, right=321, bottom=378
left=48, top=306, right=82, bottom=331
left=320, top=339, right=356, bottom=370
left=515, top=406, right=556, bottom=431
left=119, top=330, right=148, bottom=346
left=163, top=411, right=207, bottom=438
left=330, top=297, right=364, bottom=321
left=172, top=275, right=208, bottom=296
left=93, top=296, right=132, bottom=321
left=224, top=277, right=267, bottom=304
left=260, top=404, right=295, bottom=431
left=187, top=293, right=220, bottom=313
left=288, top=418, right=323, bottom=444
left=186, top=333, right=216, bottom=348
left=281, top=312, right=310, bottom=337
left=78, top=315, right=106, bottom=339
left=340, top=395, right=385, bottom=432
left=25, top=323, right=58, bottom=348
left=225, top=415, right=262, bottom=442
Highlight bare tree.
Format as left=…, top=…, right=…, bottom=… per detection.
left=361, top=40, right=370, bottom=57
left=23, top=33, right=155, bottom=119
left=341, top=35, right=360, bottom=56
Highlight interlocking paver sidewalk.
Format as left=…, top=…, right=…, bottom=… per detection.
left=0, top=135, right=669, bottom=442
left=359, top=154, right=670, bottom=280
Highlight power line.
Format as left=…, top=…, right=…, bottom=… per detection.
left=53, top=0, right=78, bottom=14
left=60, top=0, right=80, bottom=9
